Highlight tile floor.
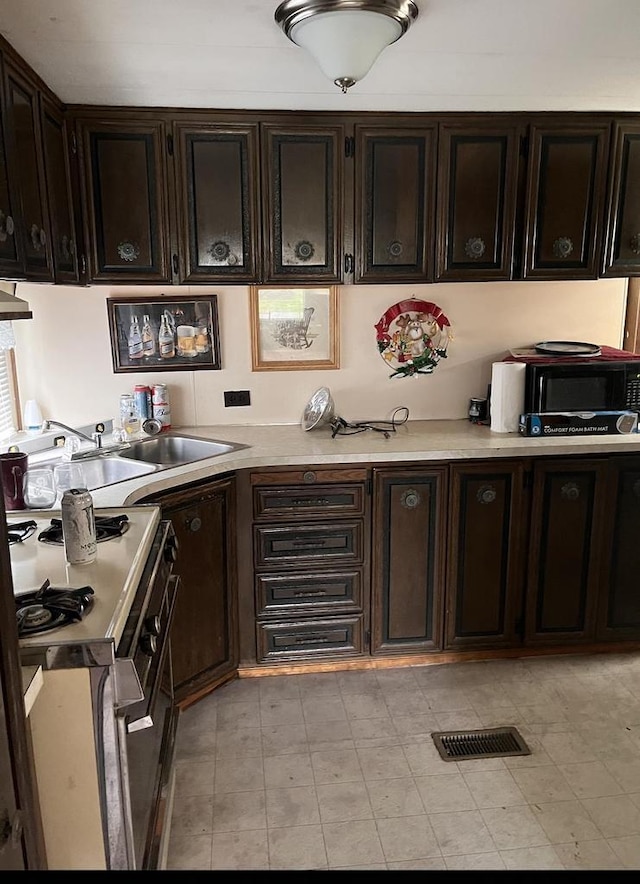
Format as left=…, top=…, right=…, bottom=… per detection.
left=166, top=651, right=640, bottom=870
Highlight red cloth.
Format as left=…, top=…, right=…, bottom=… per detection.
left=503, top=345, right=640, bottom=364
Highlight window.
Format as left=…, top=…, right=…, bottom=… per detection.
left=0, top=326, right=19, bottom=441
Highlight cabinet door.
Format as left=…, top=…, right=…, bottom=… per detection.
left=261, top=124, right=344, bottom=283
left=371, top=467, right=447, bottom=654
left=173, top=122, right=260, bottom=283
left=354, top=126, right=436, bottom=283
left=603, top=122, right=640, bottom=276
left=0, top=54, right=23, bottom=278
left=40, top=98, right=81, bottom=284
left=149, top=479, right=238, bottom=704
left=596, top=457, right=640, bottom=640
left=525, top=459, right=607, bottom=645
left=446, top=461, right=527, bottom=650
left=78, top=119, right=170, bottom=282
left=522, top=123, right=610, bottom=279
left=3, top=62, right=53, bottom=281
left=435, top=122, right=522, bottom=281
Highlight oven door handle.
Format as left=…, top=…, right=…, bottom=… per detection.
left=114, top=658, right=144, bottom=710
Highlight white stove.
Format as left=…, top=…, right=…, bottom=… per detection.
left=7, top=505, right=161, bottom=652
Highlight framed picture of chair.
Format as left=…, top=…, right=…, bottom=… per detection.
left=249, top=285, right=339, bottom=371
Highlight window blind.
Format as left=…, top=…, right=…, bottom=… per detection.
left=0, top=349, right=17, bottom=440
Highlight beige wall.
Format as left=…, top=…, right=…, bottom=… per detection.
left=13, top=278, right=628, bottom=430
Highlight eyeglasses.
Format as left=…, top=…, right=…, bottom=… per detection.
left=7, top=519, right=37, bottom=545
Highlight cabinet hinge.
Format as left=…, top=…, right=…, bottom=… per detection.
left=167, top=134, right=174, bottom=156
left=70, top=131, right=77, bottom=155
left=345, top=136, right=355, bottom=158
left=366, top=476, right=372, bottom=496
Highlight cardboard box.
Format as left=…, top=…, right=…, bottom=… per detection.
left=519, top=411, right=639, bottom=437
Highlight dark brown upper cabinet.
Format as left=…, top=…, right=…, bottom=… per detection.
left=172, top=121, right=260, bottom=284
left=602, top=121, right=640, bottom=277
left=0, top=54, right=23, bottom=279
left=40, top=97, right=82, bottom=285
left=77, top=118, right=171, bottom=283
left=261, top=123, right=345, bottom=284
left=435, top=121, right=523, bottom=282
left=521, top=121, right=610, bottom=280
left=2, top=60, right=54, bottom=282
left=354, top=125, right=436, bottom=283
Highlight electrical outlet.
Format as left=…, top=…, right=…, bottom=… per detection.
left=224, top=390, right=251, bottom=407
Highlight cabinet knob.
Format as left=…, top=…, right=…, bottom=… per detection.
left=294, top=240, right=315, bottom=261
left=388, top=240, right=404, bottom=259
left=0, top=211, right=15, bottom=241
left=186, top=516, right=202, bottom=532
left=561, top=481, right=580, bottom=501
left=302, top=470, right=317, bottom=484
left=401, top=489, right=421, bottom=509
left=117, top=241, right=140, bottom=262
left=464, top=237, right=486, bottom=259
left=209, top=240, right=230, bottom=262
left=553, top=237, right=574, bottom=258
left=0, top=808, right=22, bottom=850
left=30, top=223, right=44, bottom=251
left=477, top=485, right=497, bottom=504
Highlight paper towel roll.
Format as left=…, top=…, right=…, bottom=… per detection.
left=490, top=362, right=526, bottom=433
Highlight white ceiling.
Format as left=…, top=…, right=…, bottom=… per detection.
left=1, top=0, right=640, bottom=114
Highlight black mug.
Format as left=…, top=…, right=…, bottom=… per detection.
left=468, top=398, right=488, bottom=423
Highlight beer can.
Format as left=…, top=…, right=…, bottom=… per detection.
left=152, top=383, right=171, bottom=431
left=61, top=488, right=97, bottom=565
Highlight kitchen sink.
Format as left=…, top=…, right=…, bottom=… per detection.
left=116, top=433, right=247, bottom=466
left=77, top=456, right=158, bottom=490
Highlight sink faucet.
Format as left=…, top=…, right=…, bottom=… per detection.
left=42, top=420, right=104, bottom=450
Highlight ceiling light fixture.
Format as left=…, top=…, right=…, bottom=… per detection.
left=274, top=0, right=419, bottom=94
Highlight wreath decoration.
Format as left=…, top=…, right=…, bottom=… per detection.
left=375, top=298, right=452, bottom=379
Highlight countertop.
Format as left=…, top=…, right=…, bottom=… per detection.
left=89, top=419, right=640, bottom=508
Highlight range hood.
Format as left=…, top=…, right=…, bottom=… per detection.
left=0, top=282, right=32, bottom=320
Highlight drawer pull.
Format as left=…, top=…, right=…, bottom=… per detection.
left=293, top=498, right=331, bottom=507
left=293, top=590, right=327, bottom=597
left=291, top=539, right=326, bottom=548
left=293, top=635, right=330, bottom=644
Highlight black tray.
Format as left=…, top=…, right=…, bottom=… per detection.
left=534, top=341, right=601, bottom=356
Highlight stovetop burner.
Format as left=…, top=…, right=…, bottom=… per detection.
left=38, top=514, right=130, bottom=545
left=15, top=579, right=95, bottom=637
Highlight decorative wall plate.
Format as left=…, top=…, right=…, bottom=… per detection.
left=375, top=299, right=452, bottom=378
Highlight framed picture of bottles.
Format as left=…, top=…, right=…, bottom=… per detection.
left=106, top=294, right=221, bottom=373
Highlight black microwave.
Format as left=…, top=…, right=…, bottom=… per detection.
left=523, top=359, right=640, bottom=414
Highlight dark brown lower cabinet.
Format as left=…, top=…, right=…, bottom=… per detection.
left=525, top=459, right=608, bottom=645
left=445, top=461, right=527, bottom=650
left=371, top=467, right=447, bottom=654
left=597, top=456, right=640, bottom=640
left=141, top=476, right=237, bottom=705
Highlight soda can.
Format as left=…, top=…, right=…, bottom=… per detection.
left=61, top=488, right=97, bottom=565
left=134, top=384, right=151, bottom=421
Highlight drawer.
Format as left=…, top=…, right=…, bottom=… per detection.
left=256, top=569, right=363, bottom=617
left=256, top=616, right=365, bottom=662
left=250, top=467, right=369, bottom=486
left=254, top=521, right=364, bottom=569
left=254, top=484, right=365, bottom=520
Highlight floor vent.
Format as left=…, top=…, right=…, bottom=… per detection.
left=431, top=726, right=531, bottom=761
